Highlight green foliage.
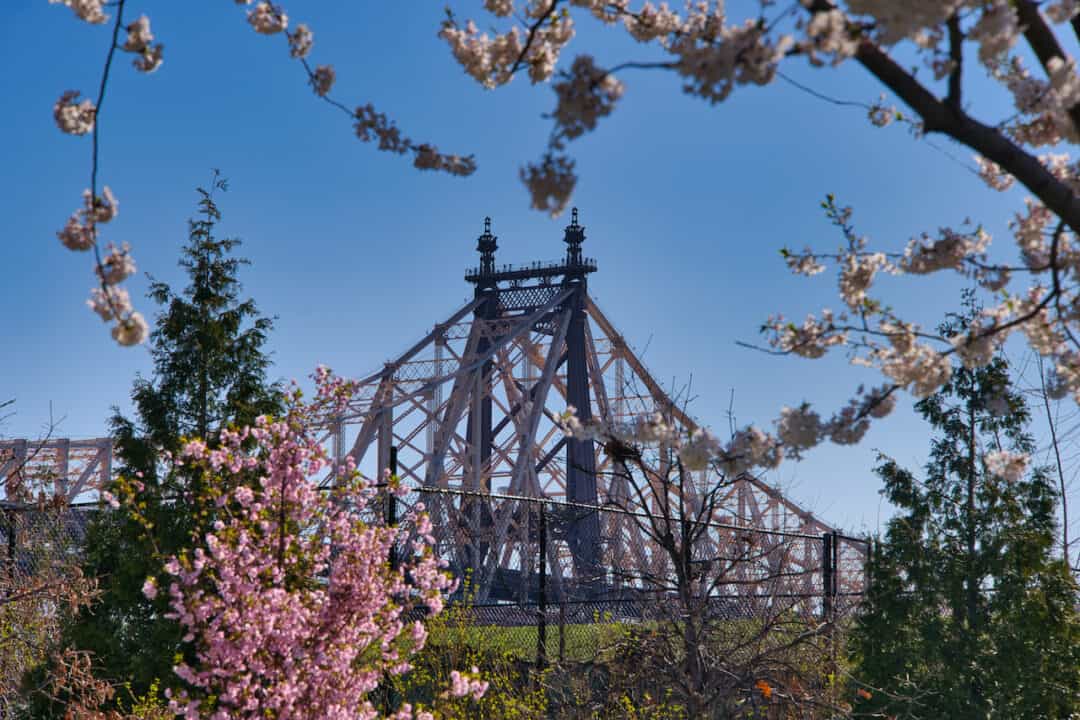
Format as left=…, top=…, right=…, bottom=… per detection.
left=852, top=301, right=1080, bottom=719
left=388, top=577, right=548, bottom=719
left=127, top=679, right=173, bottom=720
left=39, top=174, right=282, bottom=714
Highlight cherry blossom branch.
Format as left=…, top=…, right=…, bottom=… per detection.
left=88, top=1, right=123, bottom=216
left=1037, top=354, right=1071, bottom=558
left=775, top=70, right=869, bottom=111
left=508, top=0, right=563, bottom=77
left=86, top=0, right=131, bottom=334
left=438, top=1, right=1080, bottom=477
left=606, top=60, right=678, bottom=73
left=256, top=5, right=476, bottom=176
left=52, top=0, right=477, bottom=348
left=845, top=30, right=1080, bottom=235
left=52, top=0, right=163, bottom=345
left=1014, top=0, right=1080, bottom=133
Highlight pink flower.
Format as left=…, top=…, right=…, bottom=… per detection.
left=157, top=369, right=457, bottom=718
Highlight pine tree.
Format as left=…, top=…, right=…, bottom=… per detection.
left=49, top=173, right=282, bottom=709
left=852, top=300, right=1080, bottom=719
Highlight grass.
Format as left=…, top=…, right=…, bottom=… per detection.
left=427, top=618, right=625, bottom=662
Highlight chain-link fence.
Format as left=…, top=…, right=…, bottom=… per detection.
left=3, top=476, right=869, bottom=684
left=0, top=500, right=94, bottom=589
left=380, top=481, right=870, bottom=670
left=1, top=501, right=97, bottom=713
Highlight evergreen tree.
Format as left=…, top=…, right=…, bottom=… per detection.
left=49, top=173, right=282, bottom=709
left=852, top=301, right=1080, bottom=719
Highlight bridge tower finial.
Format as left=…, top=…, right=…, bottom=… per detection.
left=563, top=207, right=585, bottom=268
left=477, top=215, right=497, bottom=280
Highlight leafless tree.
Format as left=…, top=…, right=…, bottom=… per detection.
left=583, top=421, right=854, bottom=719
left=0, top=403, right=103, bottom=718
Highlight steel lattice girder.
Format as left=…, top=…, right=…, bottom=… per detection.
left=0, top=438, right=112, bottom=503
left=329, top=287, right=867, bottom=604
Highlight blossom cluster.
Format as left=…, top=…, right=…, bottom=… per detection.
left=248, top=2, right=288, bottom=35
left=975, top=155, right=1015, bottom=192
left=560, top=383, right=897, bottom=476
left=984, top=449, right=1028, bottom=482
left=141, top=371, right=480, bottom=719
left=121, top=15, right=164, bottom=73
left=441, top=2, right=799, bottom=213
left=350, top=104, right=476, bottom=177
left=448, top=667, right=489, bottom=701
left=448, top=1, right=980, bottom=214
left=521, top=152, right=578, bottom=217
left=439, top=4, right=575, bottom=88
left=49, top=0, right=107, bottom=24
left=551, top=55, right=625, bottom=140
left=54, top=186, right=148, bottom=345
left=772, top=184, right=1080, bottom=414
left=53, top=91, right=95, bottom=136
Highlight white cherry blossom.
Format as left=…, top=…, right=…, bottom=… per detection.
left=96, top=243, right=136, bottom=285
left=521, top=153, right=577, bottom=217
left=288, top=24, right=313, bottom=59
left=111, top=312, right=149, bottom=347
left=248, top=2, right=287, bottom=35
left=57, top=214, right=94, bottom=251
left=776, top=405, right=823, bottom=459
left=49, top=0, right=107, bottom=24
left=839, top=252, right=890, bottom=310
left=53, top=91, right=96, bottom=135
left=552, top=56, right=624, bottom=140
left=122, top=16, right=153, bottom=53
left=310, top=65, right=335, bottom=97
left=122, top=17, right=165, bottom=74
left=87, top=286, right=132, bottom=322
left=1046, top=0, right=1080, bottom=23
left=984, top=449, right=1028, bottom=482
left=806, top=9, right=858, bottom=64
left=967, top=2, right=1019, bottom=67
left=975, top=155, right=1015, bottom=191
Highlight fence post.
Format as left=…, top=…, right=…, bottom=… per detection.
left=864, top=538, right=872, bottom=598
left=379, top=446, right=400, bottom=717
left=821, top=532, right=833, bottom=623
left=830, top=531, right=840, bottom=601
left=558, top=601, right=566, bottom=663
left=386, top=446, right=398, bottom=571
left=537, top=502, right=547, bottom=671
left=4, top=509, right=14, bottom=588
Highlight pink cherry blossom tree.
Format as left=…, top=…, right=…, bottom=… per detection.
left=129, top=369, right=485, bottom=719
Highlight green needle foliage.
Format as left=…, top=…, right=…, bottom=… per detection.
left=852, top=301, right=1080, bottom=720
left=39, top=173, right=282, bottom=712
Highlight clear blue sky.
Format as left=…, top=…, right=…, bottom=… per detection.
left=2, top=2, right=1042, bottom=534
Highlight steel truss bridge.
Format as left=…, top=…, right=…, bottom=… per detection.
left=1, top=211, right=867, bottom=608
left=325, top=211, right=867, bottom=605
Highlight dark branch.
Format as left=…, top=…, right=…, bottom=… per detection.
left=853, top=39, right=1080, bottom=234
left=946, top=13, right=963, bottom=112
left=1015, top=1, right=1080, bottom=134
left=510, top=0, right=563, bottom=77
left=795, top=1, right=1080, bottom=237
